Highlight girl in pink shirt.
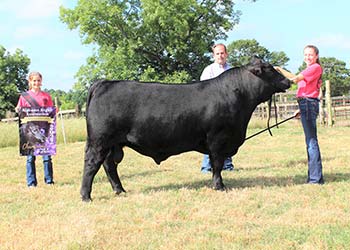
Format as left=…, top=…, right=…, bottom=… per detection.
left=16, top=72, right=53, bottom=109
left=293, top=45, right=324, bottom=184
left=296, top=62, right=322, bottom=99
left=16, top=72, right=55, bottom=187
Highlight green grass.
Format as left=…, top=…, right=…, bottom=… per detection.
left=1, top=118, right=350, bottom=249
left=0, top=122, right=19, bottom=148
left=0, top=117, right=87, bottom=148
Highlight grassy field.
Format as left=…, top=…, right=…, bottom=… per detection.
left=1, top=118, right=350, bottom=249
left=0, top=118, right=87, bottom=148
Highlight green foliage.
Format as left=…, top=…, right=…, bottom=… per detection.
left=70, top=82, right=89, bottom=109
left=59, top=0, right=243, bottom=88
left=48, top=82, right=90, bottom=111
left=227, top=39, right=289, bottom=67
left=139, top=66, right=191, bottom=83
left=0, top=46, right=30, bottom=118
left=269, top=51, right=290, bottom=67
left=321, top=57, right=350, bottom=96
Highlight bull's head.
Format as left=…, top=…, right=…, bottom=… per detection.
left=247, top=56, right=291, bottom=92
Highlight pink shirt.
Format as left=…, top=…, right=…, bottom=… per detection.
left=296, top=63, right=322, bottom=99
left=17, top=90, right=54, bottom=108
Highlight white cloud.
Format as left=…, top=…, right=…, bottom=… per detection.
left=0, top=0, right=64, bottom=20
left=314, top=34, right=350, bottom=50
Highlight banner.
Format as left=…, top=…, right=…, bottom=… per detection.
left=18, top=107, right=57, bottom=156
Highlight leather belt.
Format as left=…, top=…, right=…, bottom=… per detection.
left=297, top=97, right=318, bottom=102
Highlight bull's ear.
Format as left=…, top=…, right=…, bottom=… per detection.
left=247, top=56, right=263, bottom=76
left=250, top=56, right=262, bottom=64
left=247, top=64, right=262, bottom=76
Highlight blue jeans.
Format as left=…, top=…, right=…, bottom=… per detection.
left=26, top=155, right=54, bottom=186
left=298, top=98, right=324, bottom=184
left=201, top=154, right=234, bottom=171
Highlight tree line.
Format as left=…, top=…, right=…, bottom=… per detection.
left=1, top=0, right=350, bottom=119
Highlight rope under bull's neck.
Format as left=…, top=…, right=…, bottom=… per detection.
left=245, top=95, right=295, bottom=141
left=267, top=95, right=278, bottom=136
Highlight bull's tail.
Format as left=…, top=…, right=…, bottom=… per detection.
left=85, top=79, right=105, bottom=118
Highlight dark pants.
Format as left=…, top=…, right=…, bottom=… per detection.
left=298, top=98, right=324, bottom=184
left=26, top=155, right=54, bottom=186
left=201, top=154, right=234, bottom=172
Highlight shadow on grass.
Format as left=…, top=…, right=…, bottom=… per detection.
left=56, top=168, right=167, bottom=187
left=70, top=157, right=347, bottom=195
left=243, top=156, right=336, bottom=171
left=225, top=171, right=350, bottom=190
left=141, top=171, right=350, bottom=193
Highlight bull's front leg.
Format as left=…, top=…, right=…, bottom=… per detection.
left=209, top=154, right=226, bottom=191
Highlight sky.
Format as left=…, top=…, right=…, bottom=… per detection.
left=1, top=0, right=350, bottom=91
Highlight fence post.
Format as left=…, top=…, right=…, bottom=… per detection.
left=325, top=80, right=333, bottom=126
left=55, top=97, right=67, bottom=144
left=319, top=87, right=324, bottom=124
left=75, top=104, right=81, bottom=117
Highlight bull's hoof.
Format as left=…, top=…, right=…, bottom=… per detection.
left=81, top=196, right=92, bottom=202
left=213, top=184, right=226, bottom=191
left=115, top=189, right=126, bottom=195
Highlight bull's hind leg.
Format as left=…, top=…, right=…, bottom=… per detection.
left=103, top=146, right=126, bottom=195
left=80, top=142, right=108, bottom=202
left=210, top=154, right=226, bottom=191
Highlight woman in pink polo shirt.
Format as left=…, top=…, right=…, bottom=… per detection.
left=16, top=72, right=55, bottom=187
left=292, top=45, right=324, bottom=184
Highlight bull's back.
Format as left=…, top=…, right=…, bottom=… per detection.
left=87, top=79, right=212, bottom=120
left=86, top=80, right=215, bottom=152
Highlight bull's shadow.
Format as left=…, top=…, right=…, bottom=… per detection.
left=242, top=156, right=336, bottom=172
left=138, top=157, right=345, bottom=192
left=89, top=156, right=346, bottom=194
left=141, top=171, right=350, bottom=193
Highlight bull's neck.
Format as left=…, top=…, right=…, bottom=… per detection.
left=243, top=73, right=273, bottom=107
left=238, top=71, right=275, bottom=123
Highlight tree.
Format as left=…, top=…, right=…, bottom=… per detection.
left=60, top=0, right=249, bottom=88
left=227, top=39, right=289, bottom=67
left=0, top=46, right=30, bottom=118
left=320, top=57, right=350, bottom=96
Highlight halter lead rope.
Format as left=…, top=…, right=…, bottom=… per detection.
left=245, top=114, right=295, bottom=141
left=245, top=95, right=295, bottom=141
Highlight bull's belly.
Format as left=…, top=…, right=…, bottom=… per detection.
left=125, top=135, right=205, bottom=164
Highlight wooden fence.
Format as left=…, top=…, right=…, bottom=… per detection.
left=331, top=96, right=350, bottom=121
left=252, top=91, right=350, bottom=125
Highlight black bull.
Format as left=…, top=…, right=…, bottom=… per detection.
left=81, top=57, right=291, bottom=201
